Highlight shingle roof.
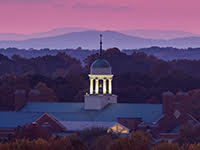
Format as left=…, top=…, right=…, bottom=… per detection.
left=21, top=102, right=162, bottom=122
left=0, top=102, right=163, bottom=128
left=21, top=102, right=84, bottom=113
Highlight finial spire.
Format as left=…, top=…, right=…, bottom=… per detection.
left=100, top=34, right=103, bottom=59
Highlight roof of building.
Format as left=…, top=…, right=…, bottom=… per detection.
left=0, top=102, right=163, bottom=128
left=0, top=112, right=42, bottom=128
left=91, top=59, right=111, bottom=68
left=22, top=102, right=162, bottom=122
left=60, top=121, right=117, bottom=131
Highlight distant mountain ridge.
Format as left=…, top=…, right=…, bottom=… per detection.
left=0, top=30, right=200, bottom=49
left=0, top=27, right=90, bottom=41
left=0, top=27, right=199, bottom=41
left=0, top=30, right=161, bottom=49
left=0, top=33, right=26, bottom=41
left=119, top=29, right=200, bottom=40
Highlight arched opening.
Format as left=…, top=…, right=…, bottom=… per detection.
left=99, top=80, right=103, bottom=94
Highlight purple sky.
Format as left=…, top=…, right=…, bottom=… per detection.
left=0, top=0, right=200, bottom=34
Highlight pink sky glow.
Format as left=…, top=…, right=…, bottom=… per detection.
left=0, top=0, right=200, bottom=34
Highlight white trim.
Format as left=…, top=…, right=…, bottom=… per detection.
left=187, top=113, right=200, bottom=124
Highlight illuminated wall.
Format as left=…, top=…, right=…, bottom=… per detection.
left=108, top=123, right=129, bottom=134
left=89, top=74, right=113, bottom=95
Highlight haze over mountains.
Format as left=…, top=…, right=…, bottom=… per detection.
left=0, top=27, right=89, bottom=41
left=0, top=28, right=200, bottom=49
left=120, top=30, right=200, bottom=40
left=0, top=27, right=199, bottom=41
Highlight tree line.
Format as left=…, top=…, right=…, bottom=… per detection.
left=1, top=129, right=200, bottom=150
left=1, top=48, right=200, bottom=105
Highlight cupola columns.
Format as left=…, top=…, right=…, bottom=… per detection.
left=103, top=79, right=107, bottom=94
left=90, top=79, right=94, bottom=94
left=89, top=75, right=113, bottom=95
left=95, top=79, right=99, bottom=94
left=108, top=79, right=112, bottom=94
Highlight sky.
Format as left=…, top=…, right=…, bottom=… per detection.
left=0, top=0, right=200, bottom=34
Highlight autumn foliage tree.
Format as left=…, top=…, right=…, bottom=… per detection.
left=0, top=136, right=88, bottom=150
left=107, top=131, right=153, bottom=150
left=2, top=130, right=200, bottom=150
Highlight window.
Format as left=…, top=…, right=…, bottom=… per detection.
left=41, top=122, right=52, bottom=128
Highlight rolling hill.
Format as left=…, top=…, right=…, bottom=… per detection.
left=0, top=30, right=200, bottom=49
